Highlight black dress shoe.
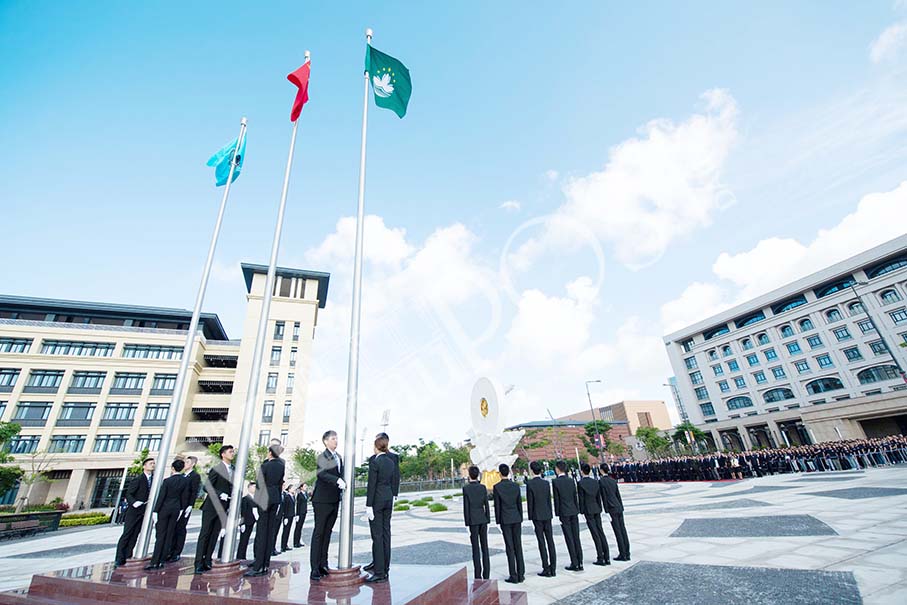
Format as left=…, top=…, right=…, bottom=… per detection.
left=271, top=550, right=279, bottom=557
left=365, top=574, right=387, bottom=583
left=565, top=565, right=579, bottom=572
left=284, top=546, right=293, bottom=551
left=144, top=564, right=162, bottom=571
left=504, top=577, right=519, bottom=584
left=537, top=571, right=550, bottom=577
left=577, top=565, right=584, bottom=571
left=593, top=559, right=609, bottom=566
left=363, top=562, right=375, bottom=572
left=309, top=571, right=322, bottom=581
left=167, top=556, right=180, bottom=563
left=293, top=544, right=302, bottom=548
left=614, top=555, right=630, bottom=561
left=518, top=576, right=525, bottom=583
left=194, top=567, right=205, bottom=575
left=244, top=568, right=267, bottom=577
left=319, top=566, right=330, bottom=576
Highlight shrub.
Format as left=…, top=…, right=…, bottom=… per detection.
left=60, top=512, right=110, bottom=527
left=422, top=496, right=433, bottom=501
left=354, top=487, right=367, bottom=497
left=412, top=500, right=428, bottom=507
left=442, top=495, right=453, bottom=500
left=393, top=504, right=410, bottom=512
left=428, top=503, right=448, bottom=513
left=396, top=499, right=409, bottom=505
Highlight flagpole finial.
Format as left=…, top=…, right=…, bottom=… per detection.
left=366, top=28, right=373, bottom=40
left=241, top=116, right=247, bottom=126
left=304, top=50, right=311, bottom=62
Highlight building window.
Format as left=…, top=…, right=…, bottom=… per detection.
left=741, top=339, right=753, bottom=351
left=258, top=430, right=271, bottom=446
left=771, top=366, right=787, bottom=379
left=262, top=400, right=274, bottom=423
left=857, top=320, right=876, bottom=334
left=755, top=334, right=770, bottom=347
left=286, top=373, right=295, bottom=394
left=795, top=360, right=810, bottom=374
left=7, top=435, right=41, bottom=454
left=721, top=346, right=733, bottom=357
left=58, top=402, right=95, bottom=422
left=694, top=387, right=709, bottom=401
left=786, top=342, right=802, bottom=355
left=0, top=338, right=31, bottom=353
left=712, top=365, right=724, bottom=376
left=271, top=346, right=282, bottom=366
left=806, top=377, right=844, bottom=394
left=763, top=388, right=795, bottom=403
left=726, top=396, right=754, bottom=410
left=274, top=321, right=286, bottom=340
left=857, top=365, right=901, bottom=384
left=833, top=327, right=852, bottom=341
left=806, top=335, right=823, bottom=349
left=718, top=380, right=730, bottom=393
left=704, top=326, right=730, bottom=341
left=290, top=347, right=297, bottom=367
left=266, top=373, right=278, bottom=394
left=94, top=434, right=128, bottom=453
left=122, top=344, right=183, bottom=360
left=734, top=377, right=746, bottom=389
left=293, top=322, right=301, bottom=341
left=843, top=347, right=863, bottom=362
left=779, top=325, right=794, bottom=339
left=280, top=430, right=288, bottom=446
left=684, top=356, right=698, bottom=370
left=902, top=333, right=907, bottom=346
left=727, top=360, right=740, bottom=372
left=848, top=302, right=864, bottom=316
left=746, top=354, right=759, bottom=367
left=764, top=348, right=778, bottom=361
left=815, top=277, right=855, bottom=299
left=283, top=401, right=291, bottom=422
left=0, top=368, right=19, bottom=389
left=689, top=371, right=703, bottom=385
left=869, top=340, right=888, bottom=356
left=880, top=289, right=902, bottom=305
left=70, top=371, right=105, bottom=391
left=889, top=309, right=907, bottom=325
left=816, top=354, right=834, bottom=369
left=707, top=350, right=718, bottom=361
left=40, top=340, right=114, bottom=357
left=26, top=370, right=65, bottom=389
left=0, top=401, right=7, bottom=419
left=135, top=434, right=162, bottom=452
left=13, top=402, right=52, bottom=422
left=112, top=373, right=146, bottom=392
left=753, top=371, right=767, bottom=384
left=151, top=374, right=176, bottom=393
left=143, top=404, right=169, bottom=421
left=103, top=403, right=137, bottom=421
left=825, top=309, right=843, bottom=323
left=48, top=435, right=85, bottom=454
left=773, top=296, right=808, bottom=315
left=799, top=319, right=814, bottom=332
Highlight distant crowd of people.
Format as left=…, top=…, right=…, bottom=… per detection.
left=610, top=435, right=907, bottom=483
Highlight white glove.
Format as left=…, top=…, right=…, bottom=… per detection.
left=252, top=508, right=260, bottom=521
left=283, top=518, right=288, bottom=526
left=294, top=515, right=299, bottom=522
left=132, top=501, right=144, bottom=508
left=218, top=528, right=226, bottom=539
left=219, top=493, right=229, bottom=501
left=240, top=524, right=246, bottom=533
left=152, top=512, right=158, bottom=523
left=184, top=506, right=192, bottom=518
left=337, top=479, right=346, bottom=490
left=366, top=506, right=375, bottom=521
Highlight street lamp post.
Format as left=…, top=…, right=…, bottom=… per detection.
left=584, top=380, right=605, bottom=463
left=849, top=282, right=907, bottom=381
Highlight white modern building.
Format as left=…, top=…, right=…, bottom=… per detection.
left=664, top=235, right=907, bottom=451
left=0, top=263, right=329, bottom=510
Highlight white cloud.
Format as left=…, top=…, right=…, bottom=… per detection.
left=870, top=21, right=907, bottom=63
left=499, top=200, right=521, bottom=212
left=305, top=215, right=414, bottom=271
left=514, top=89, right=739, bottom=271
left=544, top=170, right=559, bottom=182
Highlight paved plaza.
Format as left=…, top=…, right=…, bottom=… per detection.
left=1, top=466, right=906, bottom=603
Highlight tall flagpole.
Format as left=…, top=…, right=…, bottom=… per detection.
left=221, top=51, right=308, bottom=563
left=338, top=28, right=372, bottom=571
left=135, top=117, right=248, bottom=558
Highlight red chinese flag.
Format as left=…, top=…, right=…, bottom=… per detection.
left=287, top=61, right=311, bottom=122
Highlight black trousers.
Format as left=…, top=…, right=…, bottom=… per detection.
left=310, top=501, right=339, bottom=572
left=150, top=507, right=180, bottom=566
left=115, top=508, right=144, bottom=564
left=281, top=516, right=293, bottom=550
left=532, top=519, right=556, bottom=572
left=500, top=522, right=525, bottom=580
left=293, top=511, right=307, bottom=546
left=368, top=502, right=392, bottom=575
left=609, top=512, right=630, bottom=558
left=252, top=504, right=279, bottom=571
left=468, top=524, right=490, bottom=580
left=270, top=511, right=283, bottom=553
left=560, top=515, right=582, bottom=566
left=194, top=506, right=222, bottom=568
left=168, top=509, right=190, bottom=559
left=584, top=513, right=609, bottom=562
left=237, top=520, right=253, bottom=560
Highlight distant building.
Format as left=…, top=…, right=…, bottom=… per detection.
left=558, top=400, right=673, bottom=435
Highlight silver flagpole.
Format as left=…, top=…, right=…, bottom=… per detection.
left=221, top=51, right=308, bottom=563
left=135, top=117, right=248, bottom=558
left=338, top=28, right=372, bottom=570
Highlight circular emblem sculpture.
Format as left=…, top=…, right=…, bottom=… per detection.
left=467, top=377, right=524, bottom=490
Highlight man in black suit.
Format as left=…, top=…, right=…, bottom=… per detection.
left=280, top=483, right=295, bottom=552
left=310, top=430, right=344, bottom=581
left=526, top=461, right=556, bottom=578
left=147, top=459, right=189, bottom=570
left=114, top=457, right=155, bottom=566
left=237, top=482, right=257, bottom=561
left=553, top=460, right=583, bottom=571
left=364, top=432, right=400, bottom=575
left=194, top=444, right=235, bottom=573
left=364, top=435, right=396, bottom=583
left=168, top=455, right=200, bottom=562
left=578, top=463, right=609, bottom=566
left=246, top=444, right=285, bottom=576
left=493, top=463, right=524, bottom=584
left=293, top=483, right=309, bottom=548
left=599, top=463, right=630, bottom=561
left=462, top=465, right=490, bottom=580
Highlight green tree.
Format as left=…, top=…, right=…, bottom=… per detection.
left=128, top=448, right=151, bottom=475
left=245, top=445, right=268, bottom=482
left=606, top=440, right=629, bottom=458
left=672, top=421, right=707, bottom=451
left=292, top=446, right=319, bottom=485
left=517, top=429, right=550, bottom=463
left=0, top=421, right=24, bottom=497
left=579, top=421, right=612, bottom=459
left=14, top=450, right=56, bottom=513
left=635, top=426, right=671, bottom=459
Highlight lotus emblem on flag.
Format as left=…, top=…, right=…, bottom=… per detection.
left=373, top=73, right=394, bottom=98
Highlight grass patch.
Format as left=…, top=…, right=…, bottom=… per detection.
left=393, top=504, right=410, bottom=512
left=422, top=496, right=433, bottom=502
left=396, top=499, right=410, bottom=505
left=428, top=503, right=448, bottom=513
left=442, top=495, right=453, bottom=500
left=412, top=500, right=428, bottom=507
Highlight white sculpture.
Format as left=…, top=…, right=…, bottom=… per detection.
left=466, top=378, right=524, bottom=479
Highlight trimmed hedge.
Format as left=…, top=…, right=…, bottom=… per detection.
left=442, top=495, right=453, bottom=500
left=428, top=503, right=448, bottom=513
left=60, top=512, right=110, bottom=527
left=396, top=499, right=410, bottom=505
left=393, top=504, right=410, bottom=512
left=412, top=500, right=428, bottom=507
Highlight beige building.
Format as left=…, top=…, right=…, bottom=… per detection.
left=558, top=400, right=673, bottom=434
left=0, top=263, right=328, bottom=510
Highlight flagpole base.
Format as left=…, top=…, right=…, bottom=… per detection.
left=203, top=559, right=245, bottom=582
left=319, top=566, right=366, bottom=588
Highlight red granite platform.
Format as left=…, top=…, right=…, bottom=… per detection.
left=0, top=559, right=527, bottom=605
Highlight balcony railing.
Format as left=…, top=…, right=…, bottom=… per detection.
left=22, top=386, right=59, bottom=394
left=109, top=388, right=143, bottom=396
left=100, top=418, right=135, bottom=427
left=13, top=418, right=47, bottom=427
left=56, top=419, right=92, bottom=427
left=67, top=387, right=102, bottom=395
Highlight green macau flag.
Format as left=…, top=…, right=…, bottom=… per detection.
left=365, top=45, right=412, bottom=118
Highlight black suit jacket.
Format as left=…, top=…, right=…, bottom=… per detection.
left=282, top=492, right=295, bottom=519
left=599, top=475, right=624, bottom=513
left=526, top=477, right=553, bottom=521
left=366, top=453, right=396, bottom=508
left=578, top=476, right=603, bottom=515
left=295, top=491, right=309, bottom=516
left=552, top=474, right=580, bottom=518
left=255, top=457, right=285, bottom=509
left=492, top=479, right=523, bottom=525
left=388, top=451, right=401, bottom=497
left=182, top=470, right=201, bottom=508
left=462, top=481, right=490, bottom=526
left=312, top=449, right=342, bottom=504
left=126, top=472, right=152, bottom=508
left=241, top=494, right=256, bottom=525
left=154, top=473, right=189, bottom=513
left=201, top=462, right=234, bottom=514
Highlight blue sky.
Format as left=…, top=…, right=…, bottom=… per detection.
left=3, top=2, right=907, bottom=446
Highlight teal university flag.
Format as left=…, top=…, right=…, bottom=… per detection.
left=207, top=136, right=246, bottom=186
